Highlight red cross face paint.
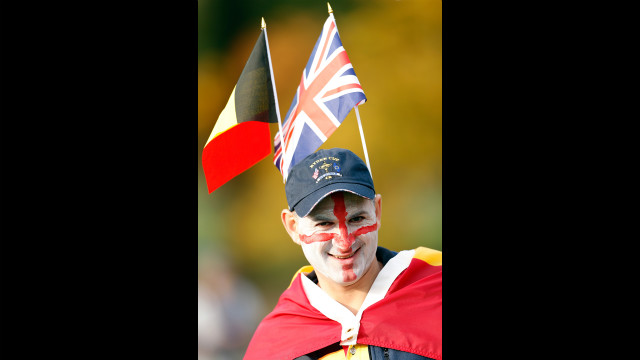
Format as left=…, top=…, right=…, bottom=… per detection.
left=296, top=191, right=379, bottom=286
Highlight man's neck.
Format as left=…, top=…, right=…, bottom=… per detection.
left=316, top=260, right=383, bottom=315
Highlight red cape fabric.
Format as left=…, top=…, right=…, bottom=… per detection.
left=243, top=251, right=442, bottom=360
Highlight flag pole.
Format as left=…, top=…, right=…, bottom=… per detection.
left=262, top=17, right=287, bottom=183
left=328, top=3, right=371, bottom=178
left=354, top=106, right=372, bottom=177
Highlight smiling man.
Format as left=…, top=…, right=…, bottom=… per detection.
left=244, top=148, right=442, bottom=360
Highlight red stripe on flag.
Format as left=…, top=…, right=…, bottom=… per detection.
left=322, top=83, right=363, bottom=98
left=202, top=121, right=271, bottom=193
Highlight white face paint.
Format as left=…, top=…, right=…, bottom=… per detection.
left=295, top=191, right=379, bottom=286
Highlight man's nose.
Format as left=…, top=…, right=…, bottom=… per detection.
left=332, top=227, right=354, bottom=251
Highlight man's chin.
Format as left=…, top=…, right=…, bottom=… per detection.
left=327, top=267, right=363, bottom=286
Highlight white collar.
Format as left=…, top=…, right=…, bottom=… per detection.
left=300, top=249, right=415, bottom=346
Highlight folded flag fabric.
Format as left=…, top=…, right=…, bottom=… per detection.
left=202, top=30, right=278, bottom=193
left=243, top=247, right=442, bottom=360
left=273, top=14, right=367, bottom=180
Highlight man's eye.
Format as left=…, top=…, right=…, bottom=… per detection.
left=316, top=221, right=332, bottom=227
left=349, top=216, right=364, bottom=223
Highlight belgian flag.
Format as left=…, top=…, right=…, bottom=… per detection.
left=202, top=28, right=279, bottom=193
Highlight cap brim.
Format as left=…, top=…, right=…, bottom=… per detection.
left=291, top=182, right=375, bottom=217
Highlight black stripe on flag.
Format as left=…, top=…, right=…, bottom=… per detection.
left=235, top=31, right=278, bottom=124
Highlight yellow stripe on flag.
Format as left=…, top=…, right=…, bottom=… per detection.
left=289, top=265, right=314, bottom=288
left=413, top=247, right=442, bottom=266
left=206, top=86, right=239, bottom=145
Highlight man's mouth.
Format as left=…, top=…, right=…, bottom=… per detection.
left=330, top=247, right=360, bottom=259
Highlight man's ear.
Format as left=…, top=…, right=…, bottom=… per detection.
left=374, top=194, right=382, bottom=229
left=281, top=209, right=301, bottom=245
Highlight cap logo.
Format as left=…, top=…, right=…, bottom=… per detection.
left=312, top=168, right=319, bottom=180
left=315, top=160, right=342, bottom=183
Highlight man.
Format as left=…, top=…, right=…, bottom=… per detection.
left=244, top=148, right=442, bottom=360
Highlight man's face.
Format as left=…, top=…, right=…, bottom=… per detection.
left=294, top=191, right=380, bottom=286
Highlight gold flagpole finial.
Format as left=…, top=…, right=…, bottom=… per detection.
left=261, top=17, right=266, bottom=29
left=327, top=2, right=333, bottom=14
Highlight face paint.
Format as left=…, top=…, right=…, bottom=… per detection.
left=299, top=232, right=334, bottom=244
left=351, top=223, right=378, bottom=237
left=296, top=192, right=380, bottom=286
left=299, top=192, right=378, bottom=245
left=298, top=224, right=378, bottom=245
left=342, top=264, right=357, bottom=283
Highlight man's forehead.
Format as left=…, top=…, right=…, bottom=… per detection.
left=305, top=191, right=372, bottom=217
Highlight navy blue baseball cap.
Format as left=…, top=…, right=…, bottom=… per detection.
left=285, top=148, right=375, bottom=217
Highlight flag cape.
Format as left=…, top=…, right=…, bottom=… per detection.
left=202, top=30, right=278, bottom=193
left=243, top=247, right=442, bottom=360
left=273, top=14, right=367, bottom=180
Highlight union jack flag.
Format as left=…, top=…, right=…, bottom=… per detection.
left=273, top=14, right=367, bottom=180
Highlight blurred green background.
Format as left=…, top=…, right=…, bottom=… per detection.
left=198, top=0, right=440, bottom=357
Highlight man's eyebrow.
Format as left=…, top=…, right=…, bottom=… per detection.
left=348, top=210, right=368, bottom=219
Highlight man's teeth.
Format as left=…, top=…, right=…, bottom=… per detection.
left=333, top=252, right=354, bottom=259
